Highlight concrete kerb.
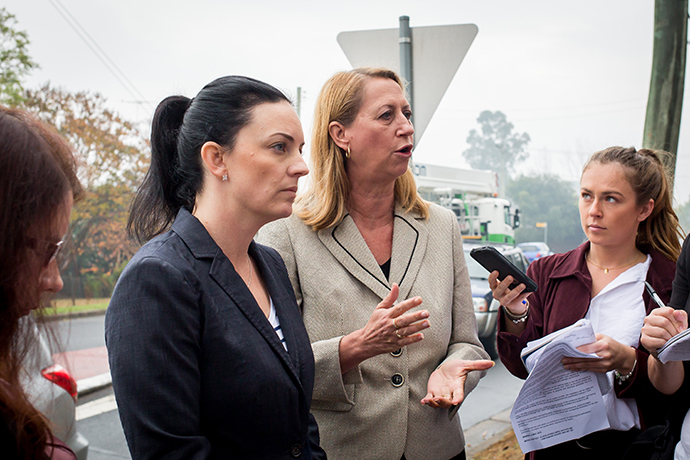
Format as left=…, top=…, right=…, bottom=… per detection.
left=77, top=371, right=112, bottom=397
left=464, top=407, right=514, bottom=459
left=43, top=308, right=108, bottom=322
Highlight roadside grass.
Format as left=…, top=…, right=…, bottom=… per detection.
left=472, top=430, right=522, bottom=460
left=43, top=298, right=110, bottom=316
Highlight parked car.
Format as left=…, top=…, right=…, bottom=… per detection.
left=517, top=242, right=554, bottom=263
left=20, top=317, right=89, bottom=460
left=463, top=242, right=530, bottom=359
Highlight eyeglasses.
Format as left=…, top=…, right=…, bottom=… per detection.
left=45, top=239, right=65, bottom=266
left=29, top=237, right=66, bottom=267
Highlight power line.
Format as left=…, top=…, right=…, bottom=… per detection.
left=462, top=98, right=645, bottom=114
left=512, top=105, right=644, bottom=122
left=47, top=0, right=154, bottom=112
left=530, top=98, right=644, bottom=112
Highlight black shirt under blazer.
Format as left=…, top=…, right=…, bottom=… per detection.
left=105, top=209, right=325, bottom=460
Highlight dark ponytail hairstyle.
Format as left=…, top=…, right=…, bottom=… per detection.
left=0, top=106, right=82, bottom=459
left=128, top=75, right=290, bottom=243
left=583, top=146, right=683, bottom=261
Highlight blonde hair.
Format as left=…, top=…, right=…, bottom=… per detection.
left=583, top=146, right=683, bottom=261
left=297, top=68, right=429, bottom=231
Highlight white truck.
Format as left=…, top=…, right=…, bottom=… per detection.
left=412, top=162, right=525, bottom=358
left=411, top=162, right=520, bottom=244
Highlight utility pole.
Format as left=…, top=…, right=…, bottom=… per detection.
left=296, top=87, right=302, bottom=119
left=642, top=0, right=688, bottom=190
left=494, top=143, right=508, bottom=198
left=399, top=16, right=414, bottom=130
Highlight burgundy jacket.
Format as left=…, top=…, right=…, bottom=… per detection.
left=497, top=241, right=676, bottom=430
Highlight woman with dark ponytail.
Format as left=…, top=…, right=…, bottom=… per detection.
left=105, top=76, right=325, bottom=459
left=491, top=147, right=681, bottom=458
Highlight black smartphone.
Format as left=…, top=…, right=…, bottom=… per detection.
left=469, top=246, right=538, bottom=292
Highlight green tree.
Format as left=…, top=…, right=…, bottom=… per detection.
left=0, top=7, right=38, bottom=106
left=463, top=110, right=530, bottom=173
left=21, top=84, right=149, bottom=298
left=507, top=174, right=585, bottom=253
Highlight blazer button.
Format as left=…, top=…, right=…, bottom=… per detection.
left=290, top=444, right=302, bottom=457
left=390, top=348, right=403, bottom=357
left=391, top=373, right=404, bottom=387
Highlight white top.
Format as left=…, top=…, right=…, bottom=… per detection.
left=268, top=297, right=288, bottom=351
left=584, top=254, right=651, bottom=431
left=675, top=410, right=690, bottom=459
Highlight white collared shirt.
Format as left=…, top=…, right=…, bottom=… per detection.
left=585, top=254, right=651, bottom=431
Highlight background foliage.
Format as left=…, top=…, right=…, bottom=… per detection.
left=507, top=174, right=585, bottom=253
left=0, top=10, right=148, bottom=300
left=463, top=110, right=530, bottom=173
left=20, top=84, right=149, bottom=299
left=0, top=7, right=37, bottom=106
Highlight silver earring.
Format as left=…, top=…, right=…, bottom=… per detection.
left=222, top=174, right=228, bottom=181
left=345, top=146, right=351, bottom=159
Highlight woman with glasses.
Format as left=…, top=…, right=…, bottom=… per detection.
left=0, top=106, right=83, bottom=459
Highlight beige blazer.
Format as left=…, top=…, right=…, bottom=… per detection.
left=258, top=203, right=489, bottom=460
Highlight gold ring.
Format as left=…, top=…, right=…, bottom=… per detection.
left=396, top=332, right=403, bottom=339
left=393, top=318, right=400, bottom=329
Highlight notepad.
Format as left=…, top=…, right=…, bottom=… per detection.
left=657, top=327, right=690, bottom=364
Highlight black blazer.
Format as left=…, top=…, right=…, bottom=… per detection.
left=666, top=237, right=690, bottom=441
left=670, top=236, right=690, bottom=312
left=105, top=209, right=325, bottom=460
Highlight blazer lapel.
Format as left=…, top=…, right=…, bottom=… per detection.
left=390, top=209, right=429, bottom=301
left=318, top=215, right=392, bottom=300
left=317, top=208, right=429, bottom=302
left=172, top=210, right=302, bottom=385
left=209, top=255, right=302, bottom=383
left=249, top=243, right=303, bottom=373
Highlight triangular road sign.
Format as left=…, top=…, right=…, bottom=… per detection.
left=337, top=23, right=478, bottom=143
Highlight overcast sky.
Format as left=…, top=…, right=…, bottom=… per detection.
left=9, top=0, right=690, bottom=202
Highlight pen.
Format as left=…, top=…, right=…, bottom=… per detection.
left=644, top=281, right=666, bottom=309
left=644, top=281, right=669, bottom=361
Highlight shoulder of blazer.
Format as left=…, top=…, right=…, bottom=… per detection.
left=254, top=241, right=284, bottom=267
left=120, top=210, right=218, bottom=290
left=170, top=208, right=221, bottom=259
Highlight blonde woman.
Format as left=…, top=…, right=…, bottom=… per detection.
left=259, top=68, right=492, bottom=460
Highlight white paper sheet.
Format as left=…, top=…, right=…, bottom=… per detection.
left=511, top=319, right=610, bottom=453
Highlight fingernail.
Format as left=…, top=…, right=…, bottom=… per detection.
left=422, top=320, right=429, bottom=327
left=422, top=311, right=429, bottom=318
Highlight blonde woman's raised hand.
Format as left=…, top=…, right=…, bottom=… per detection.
left=339, top=284, right=429, bottom=373
left=421, top=359, right=494, bottom=409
